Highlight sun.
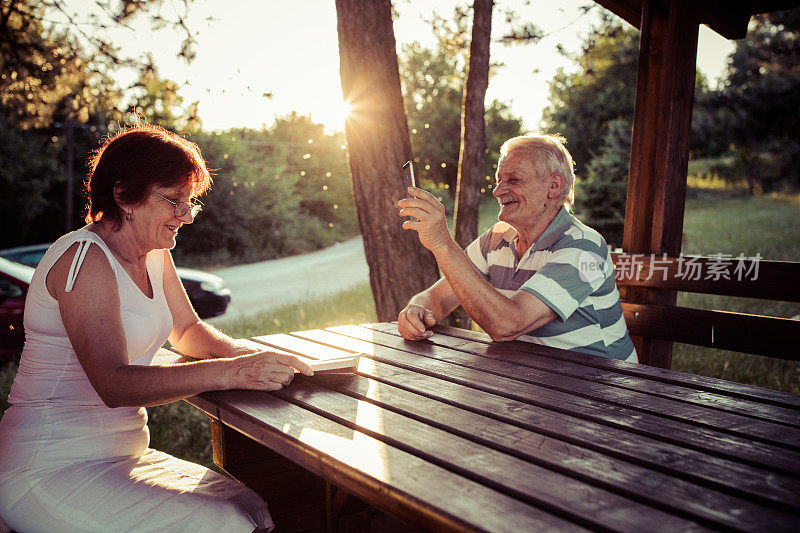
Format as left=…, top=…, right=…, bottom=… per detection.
left=320, top=99, right=353, bottom=131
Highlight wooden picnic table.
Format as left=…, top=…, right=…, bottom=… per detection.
left=166, top=323, right=800, bottom=532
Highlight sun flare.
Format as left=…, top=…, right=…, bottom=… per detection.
left=323, top=99, right=353, bottom=130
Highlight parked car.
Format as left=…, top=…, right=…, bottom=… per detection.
left=173, top=266, right=232, bottom=319
left=0, top=243, right=231, bottom=320
left=0, top=257, right=34, bottom=357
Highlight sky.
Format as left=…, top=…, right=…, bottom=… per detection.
left=66, top=0, right=736, bottom=132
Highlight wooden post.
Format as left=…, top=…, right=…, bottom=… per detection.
left=622, top=0, right=699, bottom=368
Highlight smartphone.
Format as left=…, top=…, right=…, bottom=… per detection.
left=402, top=160, right=416, bottom=191
left=402, top=160, right=417, bottom=221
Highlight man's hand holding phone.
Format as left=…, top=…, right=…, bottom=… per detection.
left=398, top=163, right=452, bottom=254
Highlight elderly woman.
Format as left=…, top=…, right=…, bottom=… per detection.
left=0, top=124, right=312, bottom=532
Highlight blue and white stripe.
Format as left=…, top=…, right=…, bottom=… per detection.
left=466, top=208, right=637, bottom=362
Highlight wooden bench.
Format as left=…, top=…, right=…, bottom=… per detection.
left=611, top=252, right=800, bottom=363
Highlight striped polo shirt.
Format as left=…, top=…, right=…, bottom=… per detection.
left=465, top=207, right=637, bottom=362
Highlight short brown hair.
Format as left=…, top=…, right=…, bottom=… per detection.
left=85, top=124, right=211, bottom=228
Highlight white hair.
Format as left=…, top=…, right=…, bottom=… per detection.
left=500, top=133, right=576, bottom=211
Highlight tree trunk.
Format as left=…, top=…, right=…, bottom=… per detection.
left=335, top=0, right=441, bottom=321
left=453, top=0, right=493, bottom=250
left=450, top=0, right=493, bottom=329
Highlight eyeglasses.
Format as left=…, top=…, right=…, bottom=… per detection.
left=152, top=191, right=203, bottom=220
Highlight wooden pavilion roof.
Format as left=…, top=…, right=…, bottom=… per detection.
left=595, top=0, right=800, bottom=38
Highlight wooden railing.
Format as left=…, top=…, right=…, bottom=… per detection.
left=611, top=253, right=800, bottom=362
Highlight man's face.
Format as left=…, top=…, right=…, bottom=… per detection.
left=492, top=152, right=548, bottom=227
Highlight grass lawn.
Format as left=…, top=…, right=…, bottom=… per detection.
left=673, top=193, right=800, bottom=394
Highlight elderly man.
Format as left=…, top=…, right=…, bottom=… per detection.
left=397, top=134, right=637, bottom=363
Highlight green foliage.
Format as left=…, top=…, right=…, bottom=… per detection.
left=541, top=19, right=638, bottom=244
left=0, top=0, right=205, bottom=249
left=541, top=19, right=639, bottom=175
left=0, top=0, right=128, bottom=246
left=689, top=74, right=731, bottom=158
left=147, top=400, right=213, bottom=467
left=400, top=41, right=463, bottom=192
left=0, top=361, right=17, bottom=415
left=580, top=118, right=630, bottom=246
left=685, top=156, right=751, bottom=200
left=1, top=0, right=117, bottom=128
left=539, top=16, right=736, bottom=242
left=270, top=114, right=358, bottom=238
left=699, top=10, right=800, bottom=192
left=127, top=68, right=202, bottom=133
left=681, top=193, right=800, bottom=260
left=398, top=40, right=523, bottom=197
left=1, top=0, right=195, bottom=129
left=172, top=114, right=359, bottom=267
left=0, top=113, right=60, bottom=245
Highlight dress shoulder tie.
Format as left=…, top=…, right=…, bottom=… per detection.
left=65, top=239, right=92, bottom=293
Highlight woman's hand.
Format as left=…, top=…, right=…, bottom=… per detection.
left=225, top=350, right=314, bottom=391
left=398, top=187, right=453, bottom=253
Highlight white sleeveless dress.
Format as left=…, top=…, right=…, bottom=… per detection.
left=0, top=228, right=273, bottom=532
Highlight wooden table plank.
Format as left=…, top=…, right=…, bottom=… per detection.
left=185, top=389, right=584, bottom=533
left=272, top=379, right=719, bottom=532
left=287, top=328, right=800, bottom=477
left=255, top=333, right=800, bottom=515
left=363, top=323, right=800, bottom=427
left=326, top=325, right=800, bottom=449
left=427, top=323, right=800, bottom=410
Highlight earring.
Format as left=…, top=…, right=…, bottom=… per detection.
left=125, top=212, right=132, bottom=220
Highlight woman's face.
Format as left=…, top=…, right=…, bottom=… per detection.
left=128, top=182, right=196, bottom=252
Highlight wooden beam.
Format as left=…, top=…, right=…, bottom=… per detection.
left=594, top=0, right=643, bottom=29
left=611, top=253, right=800, bottom=302
left=621, top=302, right=800, bottom=360
left=697, top=1, right=752, bottom=39
left=593, top=0, right=800, bottom=40
left=622, top=0, right=699, bottom=368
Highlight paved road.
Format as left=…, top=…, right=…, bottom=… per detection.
left=208, top=237, right=369, bottom=321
